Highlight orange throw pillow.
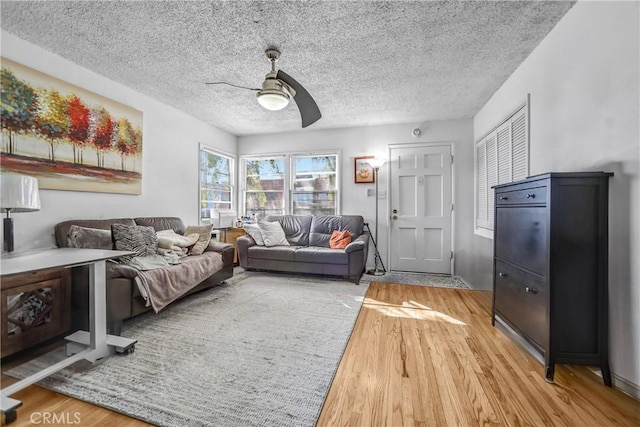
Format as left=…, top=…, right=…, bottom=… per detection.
left=330, top=230, right=352, bottom=249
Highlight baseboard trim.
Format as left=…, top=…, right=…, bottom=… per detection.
left=613, top=374, right=640, bottom=399
left=496, top=317, right=640, bottom=399
left=454, top=275, right=473, bottom=289
left=590, top=368, right=640, bottom=400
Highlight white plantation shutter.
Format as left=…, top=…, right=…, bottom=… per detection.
left=486, top=134, right=498, bottom=227
left=511, top=107, right=528, bottom=181
left=476, top=139, right=488, bottom=228
left=496, top=122, right=511, bottom=184
left=475, top=101, right=529, bottom=236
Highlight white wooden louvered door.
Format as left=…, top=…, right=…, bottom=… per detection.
left=475, top=103, right=529, bottom=234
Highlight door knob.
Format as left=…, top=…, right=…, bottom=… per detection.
left=498, top=272, right=507, bottom=277
left=392, top=215, right=398, bottom=220
left=525, top=287, right=538, bottom=294
left=392, top=209, right=398, bottom=214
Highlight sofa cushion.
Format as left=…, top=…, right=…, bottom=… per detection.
left=55, top=218, right=135, bottom=248
left=67, top=225, right=113, bottom=250
left=295, top=247, right=349, bottom=265
left=259, top=221, right=290, bottom=247
left=263, top=215, right=312, bottom=246
left=309, top=215, right=364, bottom=247
left=135, top=217, right=185, bottom=234
left=247, top=246, right=300, bottom=261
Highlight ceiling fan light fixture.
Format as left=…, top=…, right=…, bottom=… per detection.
left=256, top=89, right=290, bottom=111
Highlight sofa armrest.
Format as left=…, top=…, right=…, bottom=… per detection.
left=345, top=233, right=369, bottom=253
left=106, top=262, right=139, bottom=279
left=237, top=235, right=256, bottom=250
left=236, top=235, right=256, bottom=268
left=205, top=240, right=233, bottom=253
left=205, top=241, right=234, bottom=267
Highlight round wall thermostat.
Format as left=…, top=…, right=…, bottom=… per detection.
left=412, top=128, right=422, bottom=136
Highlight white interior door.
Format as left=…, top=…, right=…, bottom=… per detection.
left=389, top=145, right=452, bottom=274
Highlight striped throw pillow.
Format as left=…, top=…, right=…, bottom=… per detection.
left=111, top=224, right=158, bottom=263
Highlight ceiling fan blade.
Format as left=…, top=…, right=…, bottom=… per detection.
left=206, top=82, right=259, bottom=91
left=276, top=70, right=321, bottom=128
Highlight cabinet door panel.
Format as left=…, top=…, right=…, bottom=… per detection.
left=495, top=207, right=548, bottom=277
left=494, top=260, right=548, bottom=348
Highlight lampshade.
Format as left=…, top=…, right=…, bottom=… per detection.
left=367, top=158, right=386, bottom=169
left=1, top=173, right=41, bottom=212
left=256, top=90, right=290, bottom=111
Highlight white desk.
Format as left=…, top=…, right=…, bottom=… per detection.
left=0, top=248, right=137, bottom=422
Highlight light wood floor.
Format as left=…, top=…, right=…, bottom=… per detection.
left=2, top=282, right=638, bottom=426
left=317, top=282, right=640, bottom=426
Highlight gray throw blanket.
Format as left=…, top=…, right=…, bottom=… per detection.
left=136, top=252, right=224, bottom=313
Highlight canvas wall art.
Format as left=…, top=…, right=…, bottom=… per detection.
left=0, top=58, right=143, bottom=194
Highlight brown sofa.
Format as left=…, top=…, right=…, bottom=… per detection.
left=237, top=215, right=369, bottom=284
left=54, top=217, right=234, bottom=334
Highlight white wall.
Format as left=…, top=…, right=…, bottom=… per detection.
left=474, top=1, right=640, bottom=393
left=1, top=32, right=237, bottom=251
left=239, top=119, right=482, bottom=284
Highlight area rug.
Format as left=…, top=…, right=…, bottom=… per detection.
left=7, top=274, right=368, bottom=426
left=231, top=267, right=469, bottom=289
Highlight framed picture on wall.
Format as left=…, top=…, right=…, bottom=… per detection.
left=354, top=156, right=375, bottom=184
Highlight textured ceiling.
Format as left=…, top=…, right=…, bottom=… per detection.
left=0, top=1, right=574, bottom=136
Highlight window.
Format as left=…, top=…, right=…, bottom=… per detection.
left=241, top=152, right=340, bottom=217
left=199, top=146, right=234, bottom=222
left=475, top=102, right=529, bottom=237
left=292, top=154, right=338, bottom=215
left=243, top=156, right=286, bottom=217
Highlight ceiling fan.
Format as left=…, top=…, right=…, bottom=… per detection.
left=206, top=48, right=322, bottom=128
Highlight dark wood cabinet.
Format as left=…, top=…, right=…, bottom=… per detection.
left=1, top=267, right=71, bottom=358
left=492, top=172, right=612, bottom=385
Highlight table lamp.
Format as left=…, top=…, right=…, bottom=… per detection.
left=1, top=173, right=41, bottom=253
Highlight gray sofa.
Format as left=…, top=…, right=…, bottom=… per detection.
left=54, top=217, right=234, bottom=334
left=236, top=215, right=369, bottom=284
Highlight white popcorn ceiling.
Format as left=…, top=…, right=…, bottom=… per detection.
left=1, top=1, right=574, bottom=136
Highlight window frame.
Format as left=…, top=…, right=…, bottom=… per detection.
left=241, top=154, right=288, bottom=218
left=290, top=153, right=340, bottom=216
left=240, top=150, right=341, bottom=217
left=474, top=98, right=529, bottom=239
left=198, top=144, right=236, bottom=223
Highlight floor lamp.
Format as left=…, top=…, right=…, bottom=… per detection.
left=366, top=158, right=387, bottom=276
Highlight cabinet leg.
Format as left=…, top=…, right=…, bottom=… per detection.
left=601, top=361, right=612, bottom=387
left=545, top=364, right=555, bottom=383
left=4, top=410, right=17, bottom=424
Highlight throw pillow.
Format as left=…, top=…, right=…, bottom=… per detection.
left=156, top=229, right=199, bottom=251
left=111, top=224, right=158, bottom=263
left=67, top=225, right=113, bottom=250
left=243, top=223, right=265, bottom=246
left=330, top=230, right=352, bottom=249
left=259, top=221, right=290, bottom=247
left=184, top=225, right=213, bottom=255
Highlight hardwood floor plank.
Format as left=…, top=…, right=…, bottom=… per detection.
left=317, top=282, right=639, bottom=427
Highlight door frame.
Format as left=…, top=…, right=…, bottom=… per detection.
left=386, top=141, right=456, bottom=275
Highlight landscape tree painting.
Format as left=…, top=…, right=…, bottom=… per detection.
left=0, top=58, right=142, bottom=194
